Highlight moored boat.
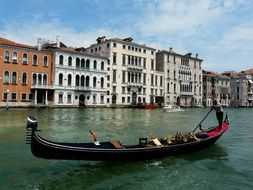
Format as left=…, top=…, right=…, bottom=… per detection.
left=26, top=115, right=229, bottom=161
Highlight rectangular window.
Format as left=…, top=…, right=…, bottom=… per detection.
left=122, top=87, right=125, bottom=94
left=101, top=95, right=104, bottom=104
left=151, top=74, right=154, bottom=86
left=122, top=71, right=126, bottom=83
left=123, top=45, right=126, bottom=49
left=122, top=54, right=126, bottom=65
left=122, top=97, right=125, bottom=103
left=21, top=93, right=26, bottom=100
left=29, top=93, right=33, bottom=100
left=113, top=70, right=117, bottom=82
left=143, top=58, right=146, bottom=68
left=67, top=94, right=72, bottom=103
left=143, top=88, right=146, bottom=95
left=127, top=97, right=130, bottom=103
left=107, top=98, right=110, bottom=103
left=151, top=59, right=154, bottom=70
left=11, top=93, right=16, bottom=100
left=143, top=74, right=146, bottom=85
left=3, top=92, right=8, bottom=100
left=58, top=94, right=63, bottom=103
left=113, top=86, right=116, bottom=93
left=113, top=43, right=117, bottom=47
left=113, top=53, right=117, bottom=64
left=160, top=76, right=163, bottom=86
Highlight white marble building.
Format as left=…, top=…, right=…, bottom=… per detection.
left=46, top=43, right=108, bottom=107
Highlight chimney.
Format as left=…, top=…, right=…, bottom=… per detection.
left=169, top=47, right=172, bottom=52
left=196, top=53, right=198, bottom=58
left=37, top=37, right=42, bottom=50
left=56, top=35, right=60, bottom=48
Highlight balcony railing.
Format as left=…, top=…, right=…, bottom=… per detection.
left=31, top=84, right=54, bottom=89
left=127, top=64, right=143, bottom=71
left=75, top=86, right=91, bottom=91
left=127, top=82, right=143, bottom=87
left=180, top=91, right=194, bottom=96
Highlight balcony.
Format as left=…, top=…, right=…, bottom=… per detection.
left=180, top=91, right=194, bottom=96
left=75, top=86, right=91, bottom=91
left=127, top=64, right=143, bottom=71
left=127, top=82, right=143, bottom=87
left=31, top=84, right=54, bottom=89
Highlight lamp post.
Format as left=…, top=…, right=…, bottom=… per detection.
left=6, top=89, right=9, bottom=110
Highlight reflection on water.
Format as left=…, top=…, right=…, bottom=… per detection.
left=0, top=108, right=253, bottom=190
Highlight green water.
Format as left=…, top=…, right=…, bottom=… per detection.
left=0, top=108, right=252, bottom=190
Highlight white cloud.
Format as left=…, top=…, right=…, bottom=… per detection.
left=1, top=16, right=128, bottom=47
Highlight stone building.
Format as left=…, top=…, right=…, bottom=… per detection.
left=156, top=48, right=203, bottom=107
left=228, top=69, right=253, bottom=107
left=86, top=37, right=157, bottom=106
left=202, top=71, right=230, bottom=107
left=42, top=39, right=108, bottom=107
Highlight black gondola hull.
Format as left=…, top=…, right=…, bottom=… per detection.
left=26, top=116, right=229, bottom=161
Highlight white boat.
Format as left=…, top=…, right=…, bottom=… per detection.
left=163, top=104, right=182, bottom=112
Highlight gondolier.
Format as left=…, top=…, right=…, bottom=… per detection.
left=211, top=99, right=223, bottom=129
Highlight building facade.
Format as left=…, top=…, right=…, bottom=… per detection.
left=202, top=71, right=230, bottom=107
left=156, top=48, right=203, bottom=107
left=43, top=41, right=108, bottom=107
left=86, top=37, right=157, bottom=106
left=229, top=69, right=253, bottom=107
left=0, top=38, right=53, bottom=108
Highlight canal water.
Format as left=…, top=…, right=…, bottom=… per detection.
left=0, top=108, right=252, bottom=190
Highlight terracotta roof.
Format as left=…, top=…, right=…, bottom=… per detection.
left=0, top=37, right=35, bottom=49
left=241, top=68, right=253, bottom=75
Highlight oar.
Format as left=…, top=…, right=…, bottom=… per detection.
left=192, top=109, right=213, bottom=132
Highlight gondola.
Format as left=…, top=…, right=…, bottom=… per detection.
left=26, top=115, right=229, bottom=161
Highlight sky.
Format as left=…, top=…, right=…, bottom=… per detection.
left=0, top=0, right=253, bottom=72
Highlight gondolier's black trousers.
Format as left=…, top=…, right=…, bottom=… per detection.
left=216, top=111, right=223, bottom=127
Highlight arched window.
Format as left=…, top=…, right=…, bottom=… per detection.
left=32, top=73, right=37, bottom=85
left=33, top=55, right=38, bottom=65
left=100, top=78, right=104, bottom=88
left=93, top=77, right=97, bottom=87
left=38, top=74, right=42, bottom=85
left=93, top=60, right=97, bottom=69
left=76, top=57, right=80, bottom=67
left=68, top=74, right=72, bottom=86
left=86, top=76, right=90, bottom=87
left=81, top=58, right=85, bottom=68
left=68, top=56, right=72, bottom=66
left=86, top=59, right=90, bottom=69
left=12, top=72, right=17, bottom=84
left=101, top=61, right=104, bottom=70
left=3, top=71, right=10, bottom=83
left=13, top=52, right=18, bottom=63
left=4, top=51, right=10, bottom=62
left=59, top=73, right=63, bottom=85
left=43, top=56, right=48, bottom=66
left=81, top=75, right=85, bottom=86
left=43, top=75, right=47, bottom=85
left=22, top=73, right=27, bottom=84
left=59, top=55, right=64, bottom=65
left=75, top=75, right=80, bottom=86
left=23, top=53, right=28, bottom=64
